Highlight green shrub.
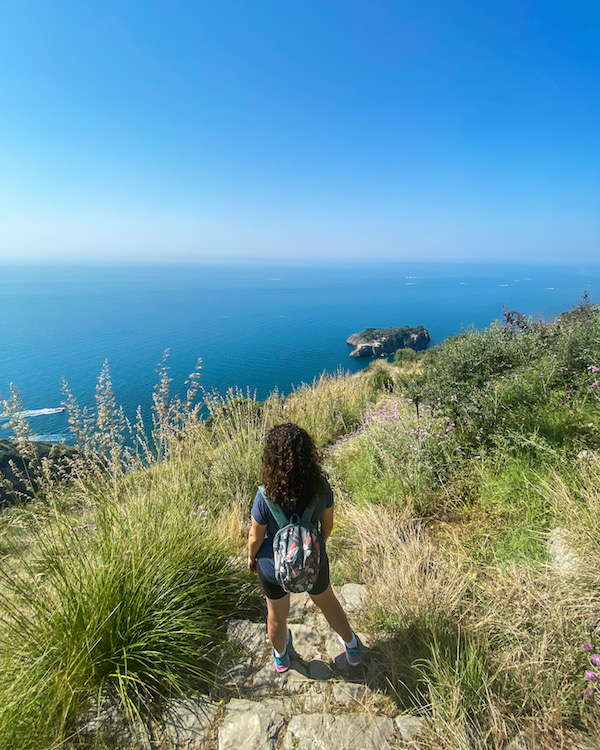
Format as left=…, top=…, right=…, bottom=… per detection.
left=0, top=491, right=250, bottom=749
left=394, top=348, right=416, bottom=363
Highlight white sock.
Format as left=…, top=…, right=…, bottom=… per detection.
left=274, top=632, right=289, bottom=658
left=338, top=632, right=358, bottom=649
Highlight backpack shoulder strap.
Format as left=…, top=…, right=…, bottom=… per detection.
left=300, top=504, right=316, bottom=526
left=258, top=485, right=289, bottom=529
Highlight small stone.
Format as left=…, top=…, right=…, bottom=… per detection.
left=226, top=620, right=267, bottom=657
left=284, top=713, right=394, bottom=750
left=164, top=696, right=218, bottom=745
left=394, top=714, right=426, bottom=741
left=219, top=699, right=285, bottom=750
left=547, top=527, right=578, bottom=574
left=577, top=449, right=597, bottom=463
left=340, top=583, right=367, bottom=614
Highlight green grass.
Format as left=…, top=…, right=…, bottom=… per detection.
left=0, top=488, right=252, bottom=750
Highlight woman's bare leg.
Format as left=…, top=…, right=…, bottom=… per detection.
left=309, top=585, right=353, bottom=642
left=266, top=594, right=290, bottom=653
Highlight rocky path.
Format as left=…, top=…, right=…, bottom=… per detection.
left=79, top=584, right=426, bottom=750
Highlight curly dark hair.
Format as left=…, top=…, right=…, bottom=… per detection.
left=260, top=423, right=325, bottom=512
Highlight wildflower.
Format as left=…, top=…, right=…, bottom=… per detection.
left=450, top=394, right=457, bottom=402
left=363, top=557, right=368, bottom=563
left=588, top=365, right=600, bottom=373
left=592, top=654, right=600, bottom=667
left=590, top=381, right=599, bottom=389
left=584, top=642, right=594, bottom=651
left=584, top=670, right=598, bottom=681
left=584, top=688, right=595, bottom=699
left=474, top=456, right=481, bottom=460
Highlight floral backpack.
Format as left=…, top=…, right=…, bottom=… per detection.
left=259, top=485, right=324, bottom=593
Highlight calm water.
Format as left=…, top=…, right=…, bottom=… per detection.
left=1, top=261, right=599, bottom=442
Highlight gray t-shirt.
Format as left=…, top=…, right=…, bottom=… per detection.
left=251, top=482, right=334, bottom=582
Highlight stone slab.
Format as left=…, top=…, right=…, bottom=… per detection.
left=394, top=714, right=426, bottom=742
left=289, top=623, right=321, bottom=661
left=226, top=620, right=267, bottom=658
left=163, top=696, right=218, bottom=745
left=284, top=713, right=395, bottom=750
left=340, top=583, right=367, bottom=614
left=251, top=660, right=310, bottom=695
left=218, top=699, right=285, bottom=750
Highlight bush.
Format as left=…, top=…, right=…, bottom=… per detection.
left=394, top=348, right=416, bottom=363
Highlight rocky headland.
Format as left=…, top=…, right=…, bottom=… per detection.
left=347, top=326, right=430, bottom=358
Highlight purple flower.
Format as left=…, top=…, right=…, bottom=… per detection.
left=584, top=687, right=595, bottom=699
left=592, top=654, right=600, bottom=667
left=584, top=642, right=594, bottom=651
left=590, top=381, right=599, bottom=389
left=588, top=365, right=600, bottom=373
left=450, top=394, right=458, bottom=402
left=584, top=670, right=598, bottom=681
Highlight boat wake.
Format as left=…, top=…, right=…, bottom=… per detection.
left=1, top=407, right=66, bottom=420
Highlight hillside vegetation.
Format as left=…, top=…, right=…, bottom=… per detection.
left=1, top=298, right=599, bottom=749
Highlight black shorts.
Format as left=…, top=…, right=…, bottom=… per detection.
left=257, top=558, right=330, bottom=600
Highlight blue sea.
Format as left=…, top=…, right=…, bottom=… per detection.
left=1, top=261, right=599, bottom=442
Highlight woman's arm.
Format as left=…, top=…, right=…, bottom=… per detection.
left=247, top=517, right=267, bottom=571
left=320, top=504, right=334, bottom=542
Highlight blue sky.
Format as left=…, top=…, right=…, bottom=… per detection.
left=0, top=1, right=598, bottom=264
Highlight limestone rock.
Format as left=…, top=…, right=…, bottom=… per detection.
left=289, top=623, right=321, bottom=661
left=339, top=583, right=367, bottom=614
left=282, top=662, right=312, bottom=693
left=284, top=713, right=395, bottom=750
left=394, top=714, right=426, bottom=741
left=332, top=682, right=373, bottom=707
left=216, top=654, right=253, bottom=690
left=308, top=659, right=334, bottom=680
left=299, top=687, right=330, bottom=713
left=75, top=698, right=152, bottom=749
left=323, top=631, right=343, bottom=662
left=218, top=699, right=285, bottom=750
left=163, top=696, right=218, bottom=746
left=288, top=592, right=313, bottom=622
left=251, top=660, right=310, bottom=695
left=548, top=527, right=578, bottom=574
left=226, top=619, right=267, bottom=657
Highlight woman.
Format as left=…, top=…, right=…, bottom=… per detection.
left=248, top=422, right=361, bottom=673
